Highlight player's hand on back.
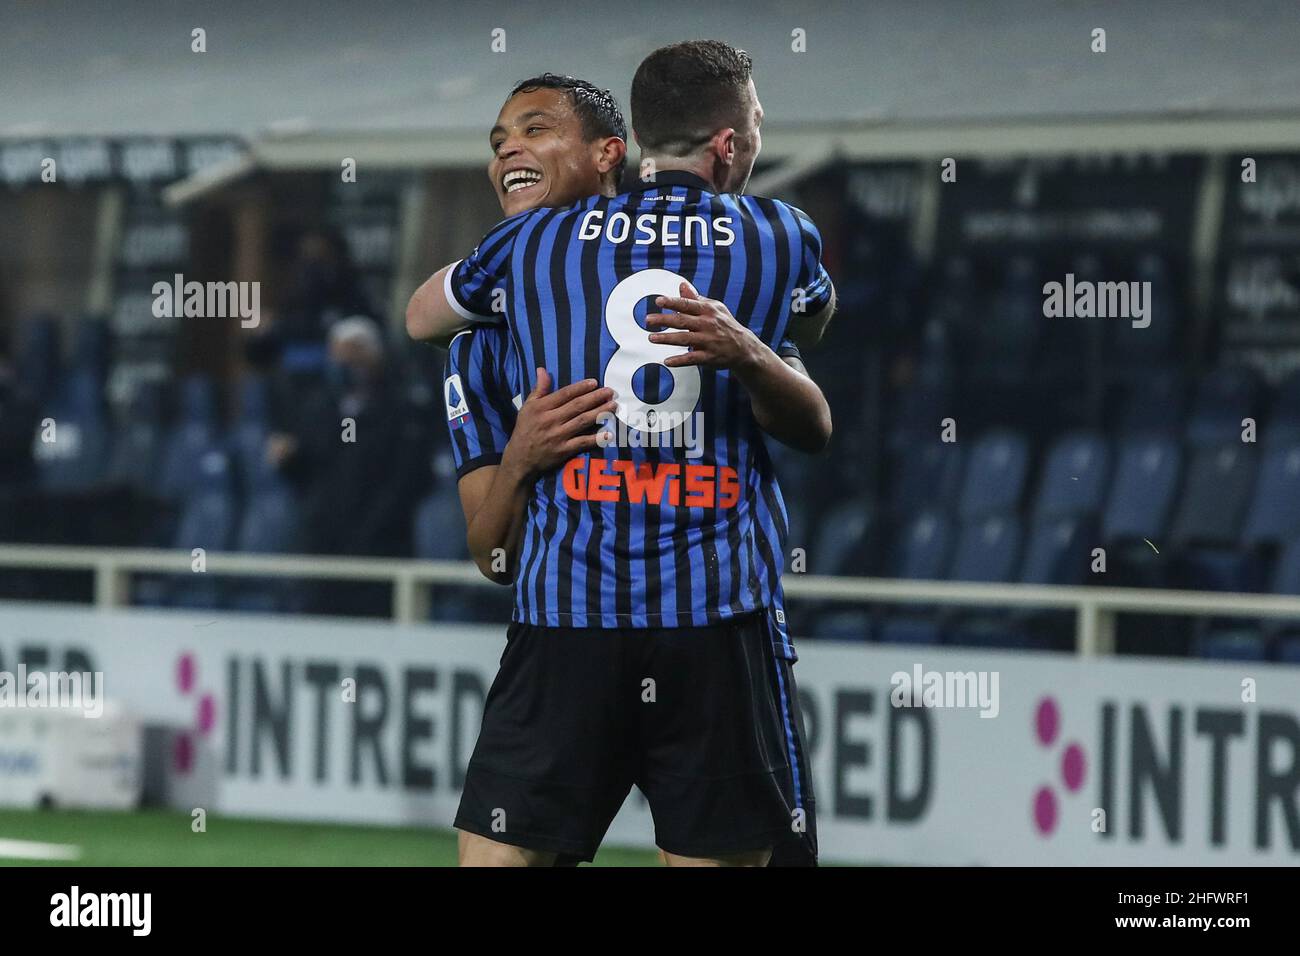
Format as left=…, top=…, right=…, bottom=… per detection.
left=645, top=281, right=765, bottom=372
left=503, top=368, right=616, bottom=479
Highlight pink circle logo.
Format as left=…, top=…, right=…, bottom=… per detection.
left=1032, top=696, right=1087, bottom=836
left=173, top=652, right=217, bottom=775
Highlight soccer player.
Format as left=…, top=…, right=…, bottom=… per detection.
left=421, top=46, right=833, bottom=866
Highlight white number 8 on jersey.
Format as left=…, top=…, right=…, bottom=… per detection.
left=604, top=269, right=701, bottom=434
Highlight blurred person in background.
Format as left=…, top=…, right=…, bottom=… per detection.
left=268, top=315, right=432, bottom=614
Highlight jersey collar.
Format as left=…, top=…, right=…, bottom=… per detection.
left=628, top=170, right=716, bottom=194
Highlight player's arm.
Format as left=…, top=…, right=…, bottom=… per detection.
left=786, top=206, right=837, bottom=347
left=407, top=213, right=530, bottom=346
left=646, top=283, right=832, bottom=454
left=787, top=281, right=837, bottom=348
left=405, top=264, right=472, bottom=347
left=457, top=370, right=615, bottom=584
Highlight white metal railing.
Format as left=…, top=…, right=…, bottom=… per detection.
left=3, top=544, right=1300, bottom=657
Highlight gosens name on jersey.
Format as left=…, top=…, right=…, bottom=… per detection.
left=446, top=170, right=832, bottom=631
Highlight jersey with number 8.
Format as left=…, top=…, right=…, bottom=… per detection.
left=445, top=170, right=832, bottom=639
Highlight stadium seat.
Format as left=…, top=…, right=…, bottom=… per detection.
left=1168, top=441, right=1262, bottom=592
left=13, top=312, right=62, bottom=405
left=811, top=497, right=873, bottom=576
left=950, top=514, right=1022, bottom=583
left=1032, top=430, right=1111, bottom=521
left=811, top=609, right=872, bottom=641
left=888, top=438, right=964, bottom=520
left=1240, top=441, right=1300, bottom=548
left=159, top=375, right=223, bottom=500
left=957, top=430, right=1030, bottom=521
left=888, top=509, right=954, bottom=580
left=170, top=449, right=238, bottom=608
left=1186, top=367, right=1260, bottom=447
left=107, top=381, right=167, bottom=495
left=1194, top=629, right=1268, bottom=661
left=1020, top=515, right=1090, bottom=585
left=414, top=484, right=470, bottom=561
left=875, top=510, right=956, bottom=646
left=1168, top=443, right=1258, bottom=548
left=1101, top=434, right=1183, bottom=545
left=35, top=367, right=110, bottom=492
left=230, top=375, right=274, bottom=492
left=875, top=616, right=944, bottom=645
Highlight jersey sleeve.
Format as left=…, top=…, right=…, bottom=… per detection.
left=443, top=211, right=532, bottom=322
left=790, top=206, right=833, bottom=317
left=443, top=328, right=521, bottom=478
left=776, top=338, right=801, bottom=361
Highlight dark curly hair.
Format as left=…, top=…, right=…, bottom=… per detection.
left=507, top=74, right=627, bottom=186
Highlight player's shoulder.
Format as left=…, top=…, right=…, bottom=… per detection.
left=737, top=193, right=816, bottom=226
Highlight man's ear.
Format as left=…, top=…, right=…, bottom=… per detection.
left=595, top=136, right=627, bottom=177
left=710, top=128, right=737, bottom=167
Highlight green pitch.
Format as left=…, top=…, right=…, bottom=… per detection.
left=0, top=809, right=662, bottom=867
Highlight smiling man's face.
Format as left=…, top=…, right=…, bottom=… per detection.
left=488, top=87, right=609, bottom=216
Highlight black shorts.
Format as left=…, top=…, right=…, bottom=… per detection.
left=454, top=612, right=817, bottom=865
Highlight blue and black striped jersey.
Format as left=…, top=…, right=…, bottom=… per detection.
left=442, top=320, right=803, bottom=657
left=444, top=171, right=831, bottom=633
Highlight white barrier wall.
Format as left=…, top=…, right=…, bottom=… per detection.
left=0, top=603, right=1297, bottom=865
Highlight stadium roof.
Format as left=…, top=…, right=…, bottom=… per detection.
left=4, top=0, right=1300, bottom=170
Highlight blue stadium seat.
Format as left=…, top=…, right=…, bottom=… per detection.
left=950, top=514, right=1022, bottom=583
left=1170, top=442, right=1262, bottom=592
left=811, top=609, right=872, bottom=641
left=159, top=375, right=223, bottom=500
left=1194, top=629, right=1268, bottom=661
left=1033, top=431, right=1111, bottom=521
left=107, top=381, right=166, bottom=494
left=1186, top=367, right=1260, bottom=447
left=414, top=485, right=469, bottom=561
left=958, top=430, right=1030, bottom=521
left=1020, top=515, right=1090, bottom=585
left=230, top=375, right=278, bottom=493
left=1101, top=434, right=1182, bottom=545
left=1168, top=443, right=1258, bottom=548
left=1241, top=441, right=1300, bottom=548
left=811, top=498, right=872, bottom=576
left=230, top=485, right=303, bottom=612
left=888, top=509, right=954, bottom=580
left=170, top=449, right=238, bottom=608
left=876, top=616, right=943, bottom=645
left=889, top=439, right=964, bottom=520
left=35, top=368, right=110, bottom=492
left=14, top=312, right=62, bottom=404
